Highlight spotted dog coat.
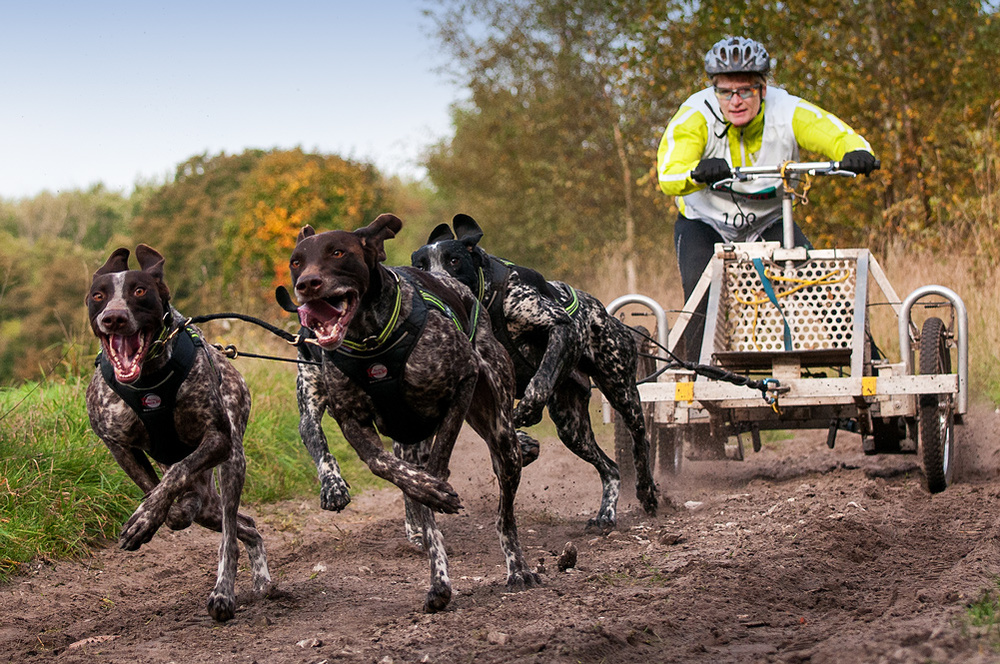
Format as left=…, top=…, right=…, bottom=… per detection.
left=411, top=214, right=659, bottom=531
left=288, top=213, right=539, bottom=612
left=84, top=245, right=271, bottom=622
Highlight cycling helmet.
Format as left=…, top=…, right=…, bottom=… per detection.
left=704, top=37, right=770, bottom=76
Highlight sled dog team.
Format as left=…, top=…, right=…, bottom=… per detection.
left=83, top=31, right=883, bottom=621
left=85, top=213, right=659, bottom=620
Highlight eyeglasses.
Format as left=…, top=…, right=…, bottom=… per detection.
left=713, top=85, right=761, bottom=101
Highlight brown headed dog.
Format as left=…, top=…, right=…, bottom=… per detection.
left=286, top=213, right=539, bottom=612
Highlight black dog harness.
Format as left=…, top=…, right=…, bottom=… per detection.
left=325, top=272, right=479, bottom=445
left=97, top=326, right=204, bottom=465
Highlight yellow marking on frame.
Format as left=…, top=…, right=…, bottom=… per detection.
left=862, top=376, right=877, bottom=396
left=675, top=382, right=695, bottom=402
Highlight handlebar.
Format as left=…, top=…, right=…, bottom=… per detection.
left=733, top=159, right=881, bottom=180
left=700, top=159, right=881, bottom=184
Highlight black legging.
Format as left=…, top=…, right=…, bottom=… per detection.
left=674, top=215, right=812, bottom=362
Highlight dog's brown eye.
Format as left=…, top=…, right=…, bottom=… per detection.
left=91, top=292, right=104, bottom=302
left=331, top=249, right=344, bottom=258
left=134, top=287, right=146, bottom=297
left=290, top=259, right=301, bottom=269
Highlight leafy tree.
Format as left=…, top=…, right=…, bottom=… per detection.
left=132, top=150, right=266, bottom=315
left=1, top=185, right=133, bottom=250
left=426, top=0, right=671, bottom=282
left=220, top=149, right=389, bottom=309
left=0, top=235, right=99, bottom=383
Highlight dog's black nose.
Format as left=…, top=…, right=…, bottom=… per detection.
left=100, top=310, right=130, bottom=332
left=295, top=276, right=323, bottom=297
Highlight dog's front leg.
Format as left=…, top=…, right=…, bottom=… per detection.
left=512, top=304, right=579, bottom=428
left=424, top=372, right=477, bottom=480
left=119, top=428, right=230, bottom=551
left=103, top=443, right=161, bottom=494
left=297, top=364, right=351, bottom=510
left=338, top=419, right=463, bottom=513
left=396, top=442, right=452, bottom=612
left=395, top=440, right=428, bottom=549
left=465, top=360, right=541, bottom=591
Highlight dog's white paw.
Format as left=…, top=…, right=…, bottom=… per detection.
left=423, top=584, right=452, bottom=613
left=506, top=568, right=542, bottom=591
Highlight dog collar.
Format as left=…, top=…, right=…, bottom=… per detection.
left=552, top=282, right=580, bottom=316
left=342, top=270, right=475, bottom=353
left=341, top=271, right=404, bottom=352
left=476, top=267, right=487, bottom=301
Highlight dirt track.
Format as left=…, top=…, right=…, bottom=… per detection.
left=3, top=405, right=1000, bottom=663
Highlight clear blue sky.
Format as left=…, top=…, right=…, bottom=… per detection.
left=0, top=1, right=463, bottom=198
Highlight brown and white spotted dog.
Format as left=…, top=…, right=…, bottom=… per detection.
left=84, top=245, right=271, bottom=622
left=411, top=214, right=659, bottom=531
left=286, top=213, right=539, bottom=612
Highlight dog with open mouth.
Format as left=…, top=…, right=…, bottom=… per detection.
left=85, top=244, right=271, bottom=622
left=283, top=213, right=539, bottom=612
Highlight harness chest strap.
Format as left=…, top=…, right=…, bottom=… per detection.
left=98, top=326, right=205, bottom=465
left=482, top=260, right=535, bottom=388
left=328, top=273, right=479, bottom=445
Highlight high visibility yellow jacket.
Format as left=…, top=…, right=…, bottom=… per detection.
left=656, top=86, right=873, bottom=241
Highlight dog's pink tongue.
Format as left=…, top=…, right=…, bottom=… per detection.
left=298, top=301, right=347, bottom=348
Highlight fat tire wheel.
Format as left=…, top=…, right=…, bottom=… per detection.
left=919, top=317, right=954, bottom=493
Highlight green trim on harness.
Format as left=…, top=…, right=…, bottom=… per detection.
left=553, top=283, right=580, bottom=316
left=340, top=273, right=404, bottom=352
left=420, top=289, right=479, bottom=340
left=752, top=257, right=793, bottom=351
left=97, top=326, right=205, bottom=465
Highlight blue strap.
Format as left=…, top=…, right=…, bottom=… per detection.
left=752, top=258, right=792, bottom=351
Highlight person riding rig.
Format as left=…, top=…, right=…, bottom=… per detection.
left=656, top=36, right=877, bottom=360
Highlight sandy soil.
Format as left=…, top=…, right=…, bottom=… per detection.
left=3, top=404, right=1000, bottom=663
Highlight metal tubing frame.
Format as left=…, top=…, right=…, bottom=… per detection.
left=604, top=294, right=670, bottom=425
left=606, top=294, right=670, bottom=356
left=898, top=285, right=969, bottom=415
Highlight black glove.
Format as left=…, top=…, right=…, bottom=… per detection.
left=691, top=157, right=731, bottom=185
left=839, top=150, right=878, bottom=176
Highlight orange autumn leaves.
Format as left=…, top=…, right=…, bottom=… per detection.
left=223, top=149, right=384, bottom=290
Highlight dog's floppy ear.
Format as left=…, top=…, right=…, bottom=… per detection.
left=94, top=248, right=131, bottom=277
left=357, top=213, right=403, bottom=263
left=427, top=223, right=455, bottom=244
left=135, top=244, right=171, bottom=302
left=297, top=225, right=317, bottom=244
left=452, top=214, right=484, bottom=249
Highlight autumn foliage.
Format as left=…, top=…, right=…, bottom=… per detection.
left=222, top=150, right=387, bottom=294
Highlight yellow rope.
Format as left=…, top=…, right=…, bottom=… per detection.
left=733, top=266, right=851, bottom=350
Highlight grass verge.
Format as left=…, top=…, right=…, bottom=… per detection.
left=0, top=360, right=385, bottom=582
